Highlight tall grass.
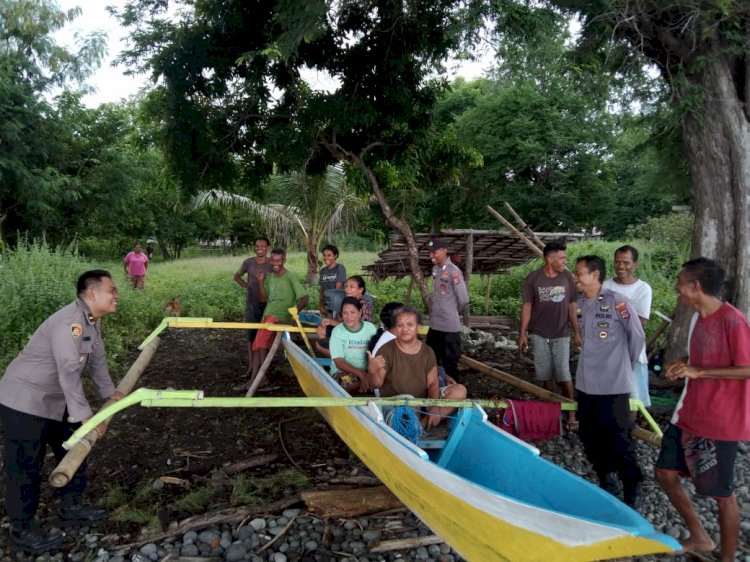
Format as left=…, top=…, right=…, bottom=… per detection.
left=0, top=239, right=98, bottom=369
left=0, top=240, right=684, bottom=373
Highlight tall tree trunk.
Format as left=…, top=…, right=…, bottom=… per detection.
left=353, top=156, right=432, bottom=311
left=668, top=54, right=750, bottom=358
left=305, top=239, right=318, bottom=285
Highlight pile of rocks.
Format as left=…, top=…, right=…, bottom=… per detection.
left=2, top=510, right=460, bottom=562
left=460, top=328, right=518, bottom=352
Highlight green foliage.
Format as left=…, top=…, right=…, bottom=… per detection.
left=230, top=469, right=308, bottom=507
left=172, top=485, right=221, bottom=514
left=103, top=483, right=162, bottom=531
left=625, top=212, right=693, bottom=259
left=0, top=1, right=107, bottom=244
left=0, top=239, right=96, bottom=369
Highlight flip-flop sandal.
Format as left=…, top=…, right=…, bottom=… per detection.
left=256, top=385, right=280, bottom=392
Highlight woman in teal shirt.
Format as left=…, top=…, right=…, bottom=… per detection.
left=329, top=297, right=376, bottom=393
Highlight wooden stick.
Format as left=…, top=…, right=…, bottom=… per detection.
left=301, top=486, right=403, bottom=518
left=486, top=205, right=543, bottom=258
left=646, top=312, right=674, bottom=355
left=504, top=202, right=545, bottom=250
left=462, top=231, right=473, bottom=326
left=459, top=355, right=573, bottom=403
left=214, top=454, right=277, bottom=476
left=289, top=307, right=316, bottom=357
left=369, top=535, right=445, bottom=553
left=459, top=355, right=663, bottom=448
left=257, top=515, right=297, bottom=554
left=49, top=337, right=161, bottom=488
left=404, top=276, right=416, bottom=305
left=111, top=494, right=301, bottom=550
left=484, top=274, right=493, bottom=315
left=245, top=332, right=282, bottom=397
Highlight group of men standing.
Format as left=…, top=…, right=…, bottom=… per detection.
left=519, top=242, right=750, bottom=561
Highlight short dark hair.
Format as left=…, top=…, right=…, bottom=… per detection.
left=77, top=270, right=112, bottom=296
left=379, top=301, right=403, bottom=329
left=614, top=245, right=639, bottom=262
left=576, top=255, right=606, bottom=283
left=340, top=296, right=362, bottom=314
left=322, top=244, right=339, bottom=258
left=271, top=248, right=286, bottom=258
left=255, top=236, right=271, bottom=246
left=348, top=275, right=366, bottom=292
left=543, top=241, right=566, bottom=257
left=392, top=305, right=422, bottom=326
left=682, top=257, right=725, bottom=298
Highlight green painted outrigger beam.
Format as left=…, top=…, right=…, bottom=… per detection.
left=64, top=387, right=579, bottom=450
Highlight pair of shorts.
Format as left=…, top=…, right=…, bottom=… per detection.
left=244, top=303, right=266, bottom=342
left=529, top=334, right=571, bottom=382
left=252, top=316, right=280, bottom=351
left=630, top=362, right=651, bottom=407
left=656, top=424, right=738, bottom=497
left=437, top=367, right=454, bottom=398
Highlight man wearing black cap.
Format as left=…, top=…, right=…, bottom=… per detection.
left=426, top=239, right=469, bottom=381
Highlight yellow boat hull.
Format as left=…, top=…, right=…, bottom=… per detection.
left=284, top=339, right=678, bottom=561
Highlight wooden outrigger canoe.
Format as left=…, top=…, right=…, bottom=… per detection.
left=282, top=335, right=679, bottom=561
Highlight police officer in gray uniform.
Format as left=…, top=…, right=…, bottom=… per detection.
left=573, top=255, right=645, bottom=508
left=425, top=239, right=469, bottom=381
left=0, top=270, right=123, bottom=553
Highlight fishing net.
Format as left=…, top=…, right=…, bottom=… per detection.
left=386, top=406, right=422, bottom=444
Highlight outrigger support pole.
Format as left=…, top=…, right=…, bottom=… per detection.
left=49, top=337, right=162, bottom=487
left=58, top=388, right=578, bottom=453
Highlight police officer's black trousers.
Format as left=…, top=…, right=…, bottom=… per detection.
left=576, top=390, right=642, bottom=499
left=0, top=404, right=86, bottom=525
left=426, top=329, right=462, bottom=381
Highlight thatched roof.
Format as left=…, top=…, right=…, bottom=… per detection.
left=363, top=229, right=587, bottom=280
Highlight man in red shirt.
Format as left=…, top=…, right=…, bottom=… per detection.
left=656, top=258, right=750, bottom=562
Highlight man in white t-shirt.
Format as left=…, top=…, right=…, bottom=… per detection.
left=603, top=245, right=652, bottom=412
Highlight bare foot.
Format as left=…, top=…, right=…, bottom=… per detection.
left=673, top=535, right=716, bottom=555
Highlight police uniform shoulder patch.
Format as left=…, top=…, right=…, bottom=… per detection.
left=71, top=323, right=83, bottom=338
left=451, top=272, right=460, bottom=285
left=615, top=302, right=631, bottom=320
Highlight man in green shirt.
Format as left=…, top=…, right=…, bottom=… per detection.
left=247, top=248, right=309, bottom=387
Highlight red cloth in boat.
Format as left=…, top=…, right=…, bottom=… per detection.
left=499, top=400, right=561, bottom=442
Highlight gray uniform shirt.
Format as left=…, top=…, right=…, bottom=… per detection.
left=0, top=299, right=115, bottom=422
left=575, top=289, right=644, bottom=395
left=430, top=258, right=469, bottom=332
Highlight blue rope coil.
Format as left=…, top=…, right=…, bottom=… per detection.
left=386, top=406, right=422, bottom=444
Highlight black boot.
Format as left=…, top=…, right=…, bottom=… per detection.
left=58, top=503, right=107, bottom=523
left=623, top=478, right=643, bottom=509
left=598, top=472, right=621, bottom=497
left=9, top=523, right=63, bottom=553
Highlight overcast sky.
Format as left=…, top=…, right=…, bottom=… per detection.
left=55, top=1, right=493, bottom=107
